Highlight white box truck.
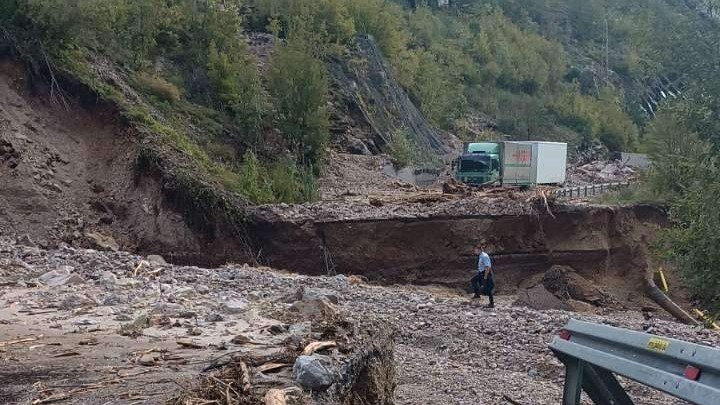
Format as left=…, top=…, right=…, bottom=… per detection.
left=454, top=141, right=567, bottom=186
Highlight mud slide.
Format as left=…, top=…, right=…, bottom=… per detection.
left=249, top=205, right=666, bottom=305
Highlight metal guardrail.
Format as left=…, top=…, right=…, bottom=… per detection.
left=550, top=319, right=720, bottom=405
left=553, top=181, right=632, bottom=198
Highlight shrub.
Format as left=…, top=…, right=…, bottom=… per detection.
left=239, top=149, right=273, bottom=204
left=387, top=128, right=415, bottom=168
left=134, top=73, right=182, bottom=102
left=268, top=159, right=301, bottom=203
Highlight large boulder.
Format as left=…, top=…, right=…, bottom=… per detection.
left=293, top=355, right=335, bottom=391
left=38, top=266, right=85, bottom=287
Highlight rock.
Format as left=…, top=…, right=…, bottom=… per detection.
left=119, top=315, right=150, bottom=336
left=73, top=318, right=97, bottom=326
left=205, top=312, right=224, bottom=322
left=177, top=339, right=205, bottom=349
left=268, top=324, right=289, bottom=335
left=221, top=299, right=248, bottom=314
left=85, top=232, right=119, bottom=252
left=346, top=137, right=371, bottom=155
left=302, top=288, right=340, bottom=305
left=289, top=321, right=312, bottom=345
left=139, top=354, right=156, bottom=366
left=151, top=302, right=185, bottom=317
left=196, top=284, right=210, bottom=295
left=289, top=298, right=338, bottom=320
left=293, top=355, right=335, bottom=391
left=117, top=278, right=143, bottom=288
left=16, top=234, right=36, bottom=248
left=38, top=267, right=85, bottom=287
left=146, top=255, right=167, bottom=265
left=542, top=265, right=618, bottom=308
left=99, top=271, right=118, bottom=288
left=60, top=294, right=95, bottom=310
left=103, top=294, right=127, bottom=306
left=178, top=310, right=197, bottom=319
left=567, top=299, right=596, bottom=313
left=175, top=287, right=196, bottom=299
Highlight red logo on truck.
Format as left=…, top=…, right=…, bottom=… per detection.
left=512, top=149, right=531, bottom=163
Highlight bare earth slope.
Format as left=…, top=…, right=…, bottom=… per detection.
left=0, top=61, right=215, bottom=258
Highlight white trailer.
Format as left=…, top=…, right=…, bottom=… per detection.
left=502, top=141, right=567, bottom=186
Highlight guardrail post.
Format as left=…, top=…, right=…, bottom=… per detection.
left=563, top=358, right=584, bottom=405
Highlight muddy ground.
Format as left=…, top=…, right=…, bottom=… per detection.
left=1, top=242, right=714, bottom=405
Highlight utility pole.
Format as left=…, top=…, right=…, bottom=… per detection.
left=604, top=11, right=610, bottom=86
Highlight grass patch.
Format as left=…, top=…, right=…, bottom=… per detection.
left=594, top=183, right=667, bottom=205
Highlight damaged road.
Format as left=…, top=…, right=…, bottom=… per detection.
left=1, top=240, right=717, bottom=405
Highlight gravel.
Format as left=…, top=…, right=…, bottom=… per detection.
left=1, top=240, right=715, bottom=404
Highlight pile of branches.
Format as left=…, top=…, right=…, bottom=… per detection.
left=173, top=360, right=258, bottom=405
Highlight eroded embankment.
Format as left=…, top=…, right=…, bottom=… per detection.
left=249, top=205, right=665, bottom=299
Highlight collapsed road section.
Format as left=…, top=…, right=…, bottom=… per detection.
left=250, top=198, right=664, bottom=298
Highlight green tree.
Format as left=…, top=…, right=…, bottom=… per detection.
left=267, top=42, right=329, bottom=167
left=207, top=42, right=267, bottom=142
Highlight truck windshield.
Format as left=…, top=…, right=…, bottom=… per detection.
left=459, top=159, right=489, bottom=172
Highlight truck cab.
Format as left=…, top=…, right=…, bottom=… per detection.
left=454, top=142, right=501, bottom=185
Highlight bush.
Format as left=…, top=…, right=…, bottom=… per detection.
left=268, top=159, right=301, bottom=203
left=387, top=128, right=415, bottom=168
left=134, top=73, right=182, bottom=102
left=239, top=149, right=274, bottom=204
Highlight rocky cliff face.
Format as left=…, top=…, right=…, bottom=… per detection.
left=327, top=35, right=460, bottom=163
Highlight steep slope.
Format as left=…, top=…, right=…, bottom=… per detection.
left=327, top=35, right=460, bottom=163
left=0, top=60, right=249, bottom=263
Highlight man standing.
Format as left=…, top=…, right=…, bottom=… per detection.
left=471, top=244, right=495, bottom=308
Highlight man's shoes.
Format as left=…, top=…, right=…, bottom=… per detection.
left=472, top=294, right=481, bottom=299
left=485, top=303, right=495, bottom=308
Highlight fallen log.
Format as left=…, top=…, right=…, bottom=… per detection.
left=644, top=267, right=701, bottom=326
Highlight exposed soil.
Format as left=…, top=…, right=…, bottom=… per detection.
left=0, top=61, right=204, bottom=256
left=248, top=204, right=668, bottom=308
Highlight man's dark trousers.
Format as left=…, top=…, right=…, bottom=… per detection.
left=471, top=271, right=494, bottom=305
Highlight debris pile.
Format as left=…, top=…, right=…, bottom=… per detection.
left=566, top=160, right=639, bottom=185
left=0, top=241, right=394, bottom=405
left=254, top=188, right=564, bottom=223
left=514, top=265, right=622, bottom=312
left=2, top=241, right=716, bottom=405
left=318, top=151, right=418, bottom=200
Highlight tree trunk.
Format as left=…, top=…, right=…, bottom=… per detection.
left=644, top=268, right=702, bottom=326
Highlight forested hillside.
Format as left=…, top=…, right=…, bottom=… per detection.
left=2, top=0, right=720, bottom=314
